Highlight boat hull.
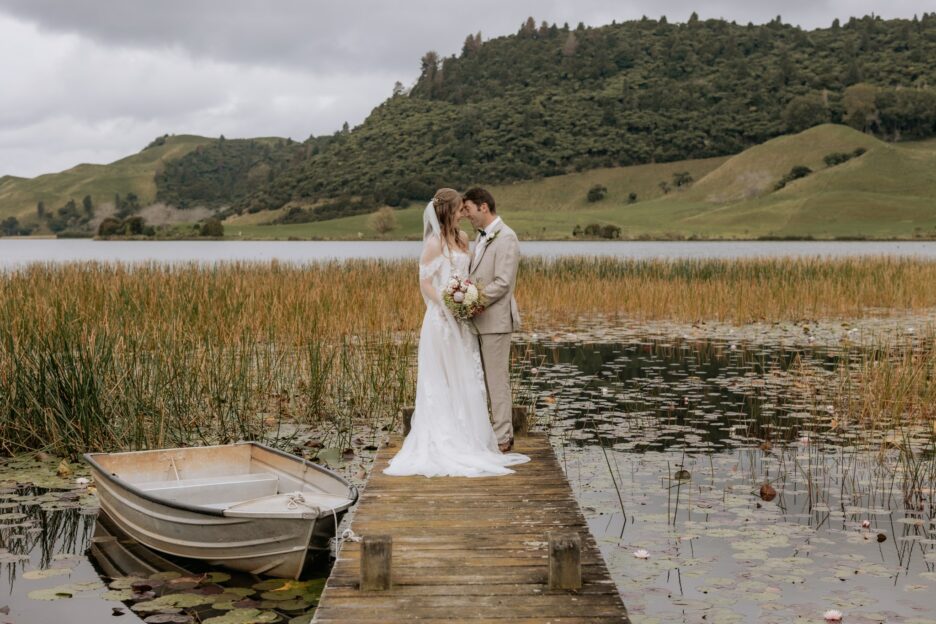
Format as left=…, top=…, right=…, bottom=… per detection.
left=85, top=443, right=355, bottom=579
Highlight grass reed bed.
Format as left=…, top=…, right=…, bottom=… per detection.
left=3, top=257, right=936, bottom=456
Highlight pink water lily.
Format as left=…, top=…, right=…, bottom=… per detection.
left=823, top=609, right=843, bottom=622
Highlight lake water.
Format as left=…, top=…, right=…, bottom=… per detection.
left=4, top=328, right=934, bottom=623
left=4, top=239, right=936, bottom=268
left=520, top=335, right=936, bottom=623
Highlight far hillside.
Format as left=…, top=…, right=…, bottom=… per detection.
left=225, top=125, right=936, bottom=240
left=0, top=135, right=288, bottom=236
left=229, top=14, right=936, bottom=218
left=0, top=135, right=213, bottom=233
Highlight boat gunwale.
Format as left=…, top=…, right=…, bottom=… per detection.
left=83, top=441, right=359, bottom=519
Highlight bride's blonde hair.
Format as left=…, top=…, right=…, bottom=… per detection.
left=432, top=188, right=467, bottom=252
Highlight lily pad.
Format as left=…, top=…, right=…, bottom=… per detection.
left=131, top=593, right=215, bottom=611
left=22, top=568, right=72, bottom=580
left=27, top=587, right=75, bottom=601
left=202, top=608, right=279, bottom=624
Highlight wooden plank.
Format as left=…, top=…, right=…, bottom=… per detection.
left=311, top=434, right=629, bottom=623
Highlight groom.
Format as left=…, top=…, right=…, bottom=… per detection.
left=463, top=187, right=521, bottom=453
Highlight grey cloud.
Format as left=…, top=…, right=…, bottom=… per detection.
left=0, top=1, right=926, bottom=178
left=3, top=1, right=922, bottom=76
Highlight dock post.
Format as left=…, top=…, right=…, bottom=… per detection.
left=360, top=534, right=392, bottom=591
left=548, top=532, right=582, bottom=590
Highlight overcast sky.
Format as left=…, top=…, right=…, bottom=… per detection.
left=0, top=1, right=925, bottom=178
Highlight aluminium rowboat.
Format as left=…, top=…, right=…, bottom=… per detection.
left=84, top=442, right=357, bottom=579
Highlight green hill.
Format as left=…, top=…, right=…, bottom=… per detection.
left=0, top=134, right=215, bottom=225
left=227, top=13, right=936, bottom=218
left=225, top=125, right=936, bottom=240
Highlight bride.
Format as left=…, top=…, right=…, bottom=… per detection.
left=383, top=188, right=530, bottom=477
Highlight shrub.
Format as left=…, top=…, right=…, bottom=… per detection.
left=369, top=206, right=398, bottom=234
left=673, top=171, right=693, bottom=188
left=582, top=223, right=620, bottom=239
left=1, top=217, right=20, bottom=236
left=97, top=217, right=123, bottom=237
left=572, top=224, right=583, bottom=237
left=123, top=216, right=145, bottom=236
left=823, top=152, right=852, bottom=166
left=774, top=165, right=813, bottom=190
left=600, top=224, right=621, bottom=239
left=586, top=185, right=607, bottom=202
left=627, top=192, right=638, bottom=204
left=200, top=218, right=224, bottom=237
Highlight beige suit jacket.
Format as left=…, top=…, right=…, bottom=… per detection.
left=468, top=219, right=521, bottom=335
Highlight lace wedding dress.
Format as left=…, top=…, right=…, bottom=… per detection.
left=383, top=203, right=530, bottom=478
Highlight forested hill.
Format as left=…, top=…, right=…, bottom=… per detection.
left=178, top=13, right=936, bottom=217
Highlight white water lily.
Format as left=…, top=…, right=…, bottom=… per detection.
left=75, top=477, right=90, bottom=486
left=823, top=609, right=844, bottom=622
left=861, top=519, right=871, bottom=529
left=633, top=549, right=650, bottom=559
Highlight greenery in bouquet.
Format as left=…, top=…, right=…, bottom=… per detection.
left=442, top=274, right=487, bottom=321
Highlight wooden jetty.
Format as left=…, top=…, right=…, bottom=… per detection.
left=312, top=434, right=630, bottom=623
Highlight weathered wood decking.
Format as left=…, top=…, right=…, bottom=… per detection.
left=312, top=434, right=630, bottom=623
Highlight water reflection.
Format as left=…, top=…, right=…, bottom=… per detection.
left=521, top=338, right=936, bottom=623
left=0, top=461, right=326, bottom=624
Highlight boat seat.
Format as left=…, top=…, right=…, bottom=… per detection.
left=136, top=472, right=280, bottom=507
left=223, top=491, right=354, bottom=518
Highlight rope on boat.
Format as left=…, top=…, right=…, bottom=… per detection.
left=285, top=492, right=321, bottom=514
left=331, top=528, right=362, bottom=558
left=287, top=492, right=358, bottom=557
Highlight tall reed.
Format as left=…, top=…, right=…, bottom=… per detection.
left=4, top=257, right=936, bottom=456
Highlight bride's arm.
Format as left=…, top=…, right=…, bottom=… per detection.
left=419, top=236, right=444, bottom=305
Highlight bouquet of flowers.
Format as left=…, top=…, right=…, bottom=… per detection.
left=442, top=274, right=487, bottom=321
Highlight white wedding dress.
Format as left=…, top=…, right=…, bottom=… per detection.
left=383, top=204, right=530, bottom=478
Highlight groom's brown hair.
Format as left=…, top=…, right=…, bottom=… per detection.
left=463, top=187, right=496, bottom=214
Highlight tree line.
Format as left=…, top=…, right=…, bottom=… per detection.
left=151, top=13, right=936, bottom=220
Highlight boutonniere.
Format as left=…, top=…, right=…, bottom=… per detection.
left=484, top=229, right=501, bottom=247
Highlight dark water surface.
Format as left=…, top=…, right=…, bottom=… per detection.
left=521, top=338, right=936, bottom=623
left=3, top=335, right=934, bottom=623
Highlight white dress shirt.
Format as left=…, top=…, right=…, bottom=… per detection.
left=473, top=216, right=502, bottom=265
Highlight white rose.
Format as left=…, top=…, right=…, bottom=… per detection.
left=448, top=278, right=459, bottom=290
left=464, top=284, right=478, bottom=305
left=453, top=291, right=464, bottom=303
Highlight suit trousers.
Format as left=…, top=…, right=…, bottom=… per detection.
left=478, top=332, right=513, bottom=444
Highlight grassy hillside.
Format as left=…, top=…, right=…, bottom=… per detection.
left=230, top=14, right=936, bottom=217
left=0, top=135, right=215, bottom=224
left=226, top=125, right=936, bottom=240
